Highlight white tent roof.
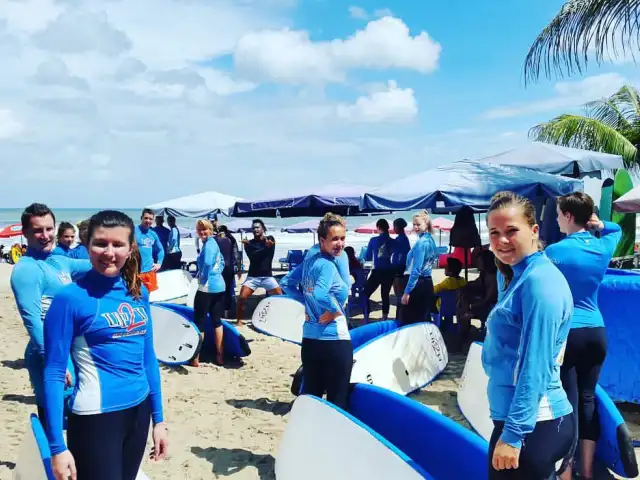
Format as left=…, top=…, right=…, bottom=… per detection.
left=474, top=142, right=623, bottom=177
left=146, top=191, right=244, bottom=218
left=613, top=185, right=640, bottom=213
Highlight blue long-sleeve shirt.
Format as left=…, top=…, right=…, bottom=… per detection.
left=43, top=270, right=163, bottom=455
left=365, top=233, right=396, bottom=270
left=135, top=226, right=165, bottom=273
left=153, top=225, right=170, bottom=253
left=545, top=221, right=622, bottom=329
left=301, top=252, right=350, bottom=341
left=68, top=244, right=89, bottom=259
left=392, top=233, right=411, bottom=268
left=51, top=245, right=71, bottom=257
left=403, top=232, right=437, bottom=295
left=197, top=237, right=226, bottom=293
left=279, top=244, right=351, bottom=303
left=167, top=226, right=181, bottom=254
left=482, top=251, right=573, bottom=449
left=10, top=249, right=91, bottom=405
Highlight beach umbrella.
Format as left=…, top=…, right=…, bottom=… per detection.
left=613, top=185, right=640, bottom=213
left=0, top=223, right=22, bottom=238
left=146, top=190, right=244, bottom=218
left=431, top=217, right=453, bottom=231
left=354, top=221, right=410, bottom=235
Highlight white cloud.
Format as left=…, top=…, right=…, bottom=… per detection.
left=337, top=81, right=418, bottom=123
left=0, top=109, right=24, bottom=139
left=481, top=73, right=627, bottom=119
left=348, top=6, right=368, bottom=20
left=233, top=16, right=441, bottom=84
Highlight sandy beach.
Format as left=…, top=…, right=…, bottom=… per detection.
left=1, top=264, right=638, bottom=480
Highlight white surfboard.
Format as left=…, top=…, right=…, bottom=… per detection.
left=185, top=278, right=198, bottom=308
left=275, top=395, right=427, bottom=480
left=150, top=304, right=201, bottom=365
left=350, top=322, right=448, bottom=396
left=251, top=296, right=305, bottom=345
left=149, top=269, right=193, bottom=303
left=458, top=341, right=493, bottom=440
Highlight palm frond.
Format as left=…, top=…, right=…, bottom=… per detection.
left=523, top=0, right=640, bottom=84
left=529, top=114, right=638, bottom=166
left=608, top=84, right=640, bottom=119
left=584, top=98, right=632, bottom=130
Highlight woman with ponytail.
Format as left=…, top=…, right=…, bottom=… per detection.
left=482, top=191, right=574, bottom=479
left=546, top=192, right=621, bottom=480
left=43, top=210, right=168, bottom=480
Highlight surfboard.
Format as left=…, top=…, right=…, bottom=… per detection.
left=156, top=303, right=251, bottom=359
left=251, top=296, right=306, bottom=345
left=350, top=322, right=448, bottom=395
left=13, top=414, right=152, bottom=480
left=150, top=304, right=202, bottom=365
left=186, top=278, right=198, bottom=308
left=275, top=394, right=430, bottom=480
left=292, top=322, right=447, bottom=396
left=599, top=178, right=614, bottom=223
left=612, top=169, right=636, bottom=259
left=348, top=383, right=488, bottom=479
left=149, top=269, right=193, bottom=303
left=458, top=342, right=639, bottom=478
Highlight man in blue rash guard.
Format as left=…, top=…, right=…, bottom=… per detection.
left=9, top=203, right=91, bottom=429
left=391, top=218, right=411, bottom=318
left=164, top=215, right=182, bottom=270
left=135, top=208, right=165, bottom=293
left=546, top=192, right=622, bottom=480
left=51, top=222, right=76, bottom=256
left=43, top=210, right=167, bottom=480
left=299, top=213, right=351, bottom=409
left=483, top=191, right=574, bottom=479
left=363, top=219, right=397, bottom=320
left=152, top=215, right=170, bottom=268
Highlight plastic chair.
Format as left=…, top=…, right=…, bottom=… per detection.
left=279, top=249, right=304, bottom=270
left=347, top=268, right=369, bottom=323
left=431, top=289, right=458, bottom=330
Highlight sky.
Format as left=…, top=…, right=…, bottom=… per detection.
left=1, top=0, right=638, bottom=208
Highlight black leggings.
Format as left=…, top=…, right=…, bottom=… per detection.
left=301, top=339, right=353, bottom=410
left=400, top=276, right=434, bottom=325
left=561, top=327, right=607, bottom=443
left=221, top=266, right=235, bottom=312
left=67, top=398, right=151, bottom=480
left=364, top=269, right=395, bottom=317
left=193, top=290, right=224, bottom=330
left=488, top=415, right=574, bottom=479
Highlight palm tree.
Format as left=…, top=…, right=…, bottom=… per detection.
left=529, top=84, right=640, bottom=167
left=523, top=0, right=640, bottom=85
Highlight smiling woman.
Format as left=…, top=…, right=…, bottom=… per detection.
left=42, top=210, right=168, bottom=480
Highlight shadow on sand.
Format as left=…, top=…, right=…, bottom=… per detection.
left=191, top=446, right=275, bottom=479
left=226, top=398, right=292, bottom=416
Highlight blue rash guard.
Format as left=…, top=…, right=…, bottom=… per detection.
left=68, top=244, right=89, bottom=260
left=196, top=237, right=226, bottom=293
left=545, top=221, right=622, bottom=329
left=301, top=252, right=350, bottom=341
left=392, top=232, right=411, bottom=269
left=482, top=251, right=573, bottom=449
left=365, top=233, right=396, bottom=270
left=43, top=270, right=163, bottom=456
left=135, top=226, right=165, bottom=273
left=51, top=245, right=71, bottom=257
left=167, top=226, right=181, bottom=254
left=153, top=225, right=170, bottom=253
left=10, top=249, right=91, bottom=406
left=279, top=243, right=351, bottom=303
left=403, top=232, right=437, bottom=295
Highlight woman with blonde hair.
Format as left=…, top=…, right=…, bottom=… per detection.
left=192, top=219, right=226, bottom=367
left=400, top=210, right=438, bottom=325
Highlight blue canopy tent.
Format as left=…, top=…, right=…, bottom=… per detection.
left=230, top=183, right=378, bottom=218
left=360, top=160, right=583, bottom=214
left=146, top=190, right=243, bottom=219
left=473, top=142, right=624, bottom=178
left=221, top=219, right=275, bottom=234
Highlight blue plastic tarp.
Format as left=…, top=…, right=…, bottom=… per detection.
left=231, top=183, right=377, bottom=218
left=474, top=142, right=623, bottom=177
left=598, top=269, right=640, bottom=403
left=360, top=160, right=583, bottom=213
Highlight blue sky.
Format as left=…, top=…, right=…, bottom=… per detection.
left=0, top=0, right=637, bottom=208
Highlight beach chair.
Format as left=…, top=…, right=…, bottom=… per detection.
left=431, top=290, right=458, bottom=330
left=347, top=269, right=368, bottom=323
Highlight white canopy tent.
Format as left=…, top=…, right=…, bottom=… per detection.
left=146, top=191, right=244, bottom=218
left=474, top=142, right=624, bottom=177
left=613, top=185, right=640, bottom=213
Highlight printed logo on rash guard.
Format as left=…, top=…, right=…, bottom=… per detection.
left=101, top=303, right=148, bottom=336
left=142, top=237, right=154, bottom=247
